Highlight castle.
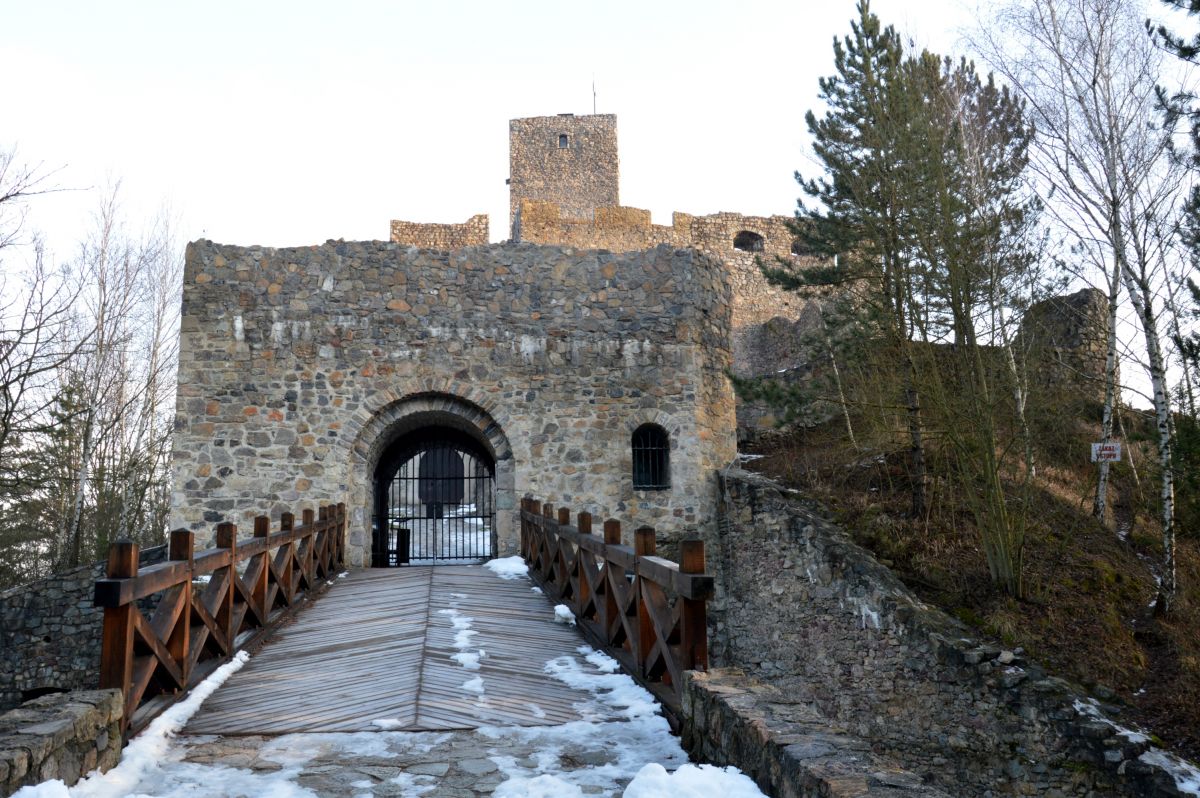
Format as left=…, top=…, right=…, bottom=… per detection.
left=169, top=113, right=813, bottom=568
left=389, top=114, right=817, bottom=371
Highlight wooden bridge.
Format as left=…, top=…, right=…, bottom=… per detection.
left=93, top=498, right=712, bottom=737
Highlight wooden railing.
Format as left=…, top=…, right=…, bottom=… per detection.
left=94, top=503, right=347, bottom=734
left=520, top=497, right=712, bottom=713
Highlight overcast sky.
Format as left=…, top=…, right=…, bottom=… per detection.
left=2, top=0, right=979, bottom=256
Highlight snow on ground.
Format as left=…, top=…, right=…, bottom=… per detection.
left=483, top=555, right=529, bottom=580
left=624, top=763, right=770, bottom=797
left=1140, top=749, right=1200, bottom=796
left=12, top=651, right=253, bottom=798
left=554, top=604, right=577, bottom=625
left=1073, top=699, right=1200, bottom=796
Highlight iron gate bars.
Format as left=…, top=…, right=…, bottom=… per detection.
left=372, top=428, right=496, bottom=565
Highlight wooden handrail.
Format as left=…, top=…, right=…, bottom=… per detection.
left=519, top=497, right=711, bottom=715
left=95, top=502, right=347, bottom=735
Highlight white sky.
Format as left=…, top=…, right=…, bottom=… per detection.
left=0, top=0, right=977, bottom=255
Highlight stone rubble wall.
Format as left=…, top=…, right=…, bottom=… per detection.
left=0, top=546, right=166, bottom=712
left=513, top=198, right=815, bottom=333
left=681, top=669, right=953, bottom=798
left=173, top=240, right=737, bottom=565
left=707, top=469, right=1195, bottom=797
left=0, top=689, right=122, bottom=794
left=1017, top=287, right=1113, bottom=400
left=389, top=214, right=489, bottom=249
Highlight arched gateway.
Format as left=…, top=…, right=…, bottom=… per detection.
left=350, top=393, right=515, bottom=568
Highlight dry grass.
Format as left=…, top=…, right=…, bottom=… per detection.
left=742, top=418, right=1200, bottom=761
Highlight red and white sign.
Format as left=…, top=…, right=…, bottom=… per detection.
left=1091, top=442, right=1122, bottom=462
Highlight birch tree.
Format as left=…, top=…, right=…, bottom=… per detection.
left=980, top=0, right=1183, bottom=611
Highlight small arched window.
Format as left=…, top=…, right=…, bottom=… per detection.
left=791, top=239, right=810, bottom=257
left=733, top=230, right=765, bottom=253
left=632, top=424, right=670, bottom=490
left=558, top=133, right=569, bottom=148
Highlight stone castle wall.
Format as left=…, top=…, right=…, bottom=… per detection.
left=509, top=114, right=619, bottom=237
left=708, top=469, right=1196, bottom=797
left=389, top=215, right=488, bottom=249
left=514, top=198, right=813, bottom=334
left=171, top=240, right=737, bottom=566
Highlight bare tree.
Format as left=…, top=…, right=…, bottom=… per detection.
left=978, top=0, right=1184, bottom=611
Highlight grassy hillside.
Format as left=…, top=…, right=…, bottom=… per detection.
left=740, top=410, right=1200, bottom=761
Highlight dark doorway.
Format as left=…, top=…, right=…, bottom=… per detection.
left=372, top=426, right=495, bottom=566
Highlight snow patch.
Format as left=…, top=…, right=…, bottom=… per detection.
left=1140, top=749, right=1200, bottom=796
left=371, top=718, right=405, bottom=730
left=554, top=604, right=577, bottom=625
left=624, top=762, right=768, bottom=797
left=462, top=676, right=486, bottom=695
left=451, top=651, right=485, bottom=670
left=13, top=651, right=252, bottom=798
left=484, top=556, right=529, bottom=580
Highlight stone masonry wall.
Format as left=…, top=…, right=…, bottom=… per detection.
left=0, top=689, right=122, bottom=794
left=708, top=469, right=1197, bottom=797
left=509, top=114, right=619, bottom=237
left=1, top=546, right=166, bottom=712
left=514, top=198, right=813, bottom=334
left=171, top=240, right=737, bottom=566
left=389, top=214, right=489, bottom=249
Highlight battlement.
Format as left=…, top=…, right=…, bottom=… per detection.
left=513, top=198, right=812, bottom=330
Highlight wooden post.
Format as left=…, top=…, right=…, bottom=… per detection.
left=280, top=511, right=295, bottom=601
left=634, top=526, right=656, bottom=678
left=336, top=502, right=347, bottom=568
left=302, top=508, right=315, bottom=586
left=680, top=539, right=708, bottom=671
left=253, top=516, right=270, bottom=621
left=602, top=519, right=621, bottom=643
left=168, top=530, right=193, bottom=688
left=634, top=526, right=657, bottom=556
left=576, top=511, right=592, bottom=616
left=99, top=540, right=138, bottom=720
left=215, top=523, right=237, bottom=641
left=602, top=519, right=621, bottom=546
left=558, top=507, right=570, bottom=526
left=317, top=505, right=330, bottom=575
left=543, top=502, right=554, bottom=520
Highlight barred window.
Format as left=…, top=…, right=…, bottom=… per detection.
left=632, top=424, right=670, bottom=490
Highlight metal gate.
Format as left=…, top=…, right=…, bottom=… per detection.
left=372, top=429, right=496, bottom=566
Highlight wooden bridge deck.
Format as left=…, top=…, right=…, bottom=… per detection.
left=184, top=565, right=596, bottom=735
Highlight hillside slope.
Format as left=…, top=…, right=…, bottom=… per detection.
left=740, top=416, right=1200, bottom=762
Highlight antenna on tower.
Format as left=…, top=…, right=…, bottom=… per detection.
left=592, top=75, right=597, bottom=115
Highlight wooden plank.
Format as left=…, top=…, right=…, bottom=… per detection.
left=183, top=565, right=628, bottom=735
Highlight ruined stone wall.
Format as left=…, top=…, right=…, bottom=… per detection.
left=1018, top=287, right=1113, bottom=399
left=709, top=469, right=1196, bottom=797
left=513, top=198, right=815, bottom=336
left=509, top=114, right=619, bottom=237
left=171, top=240, right=736, bottom=566
left=0, top=546, right=166, bottom=711
left=389, top=214, right=488, bottom=249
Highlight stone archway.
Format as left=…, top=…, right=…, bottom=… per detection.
left=346, top=393, right=515, bottom=567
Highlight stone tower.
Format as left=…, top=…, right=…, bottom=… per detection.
left=509, top=113, right=619, bottom=238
